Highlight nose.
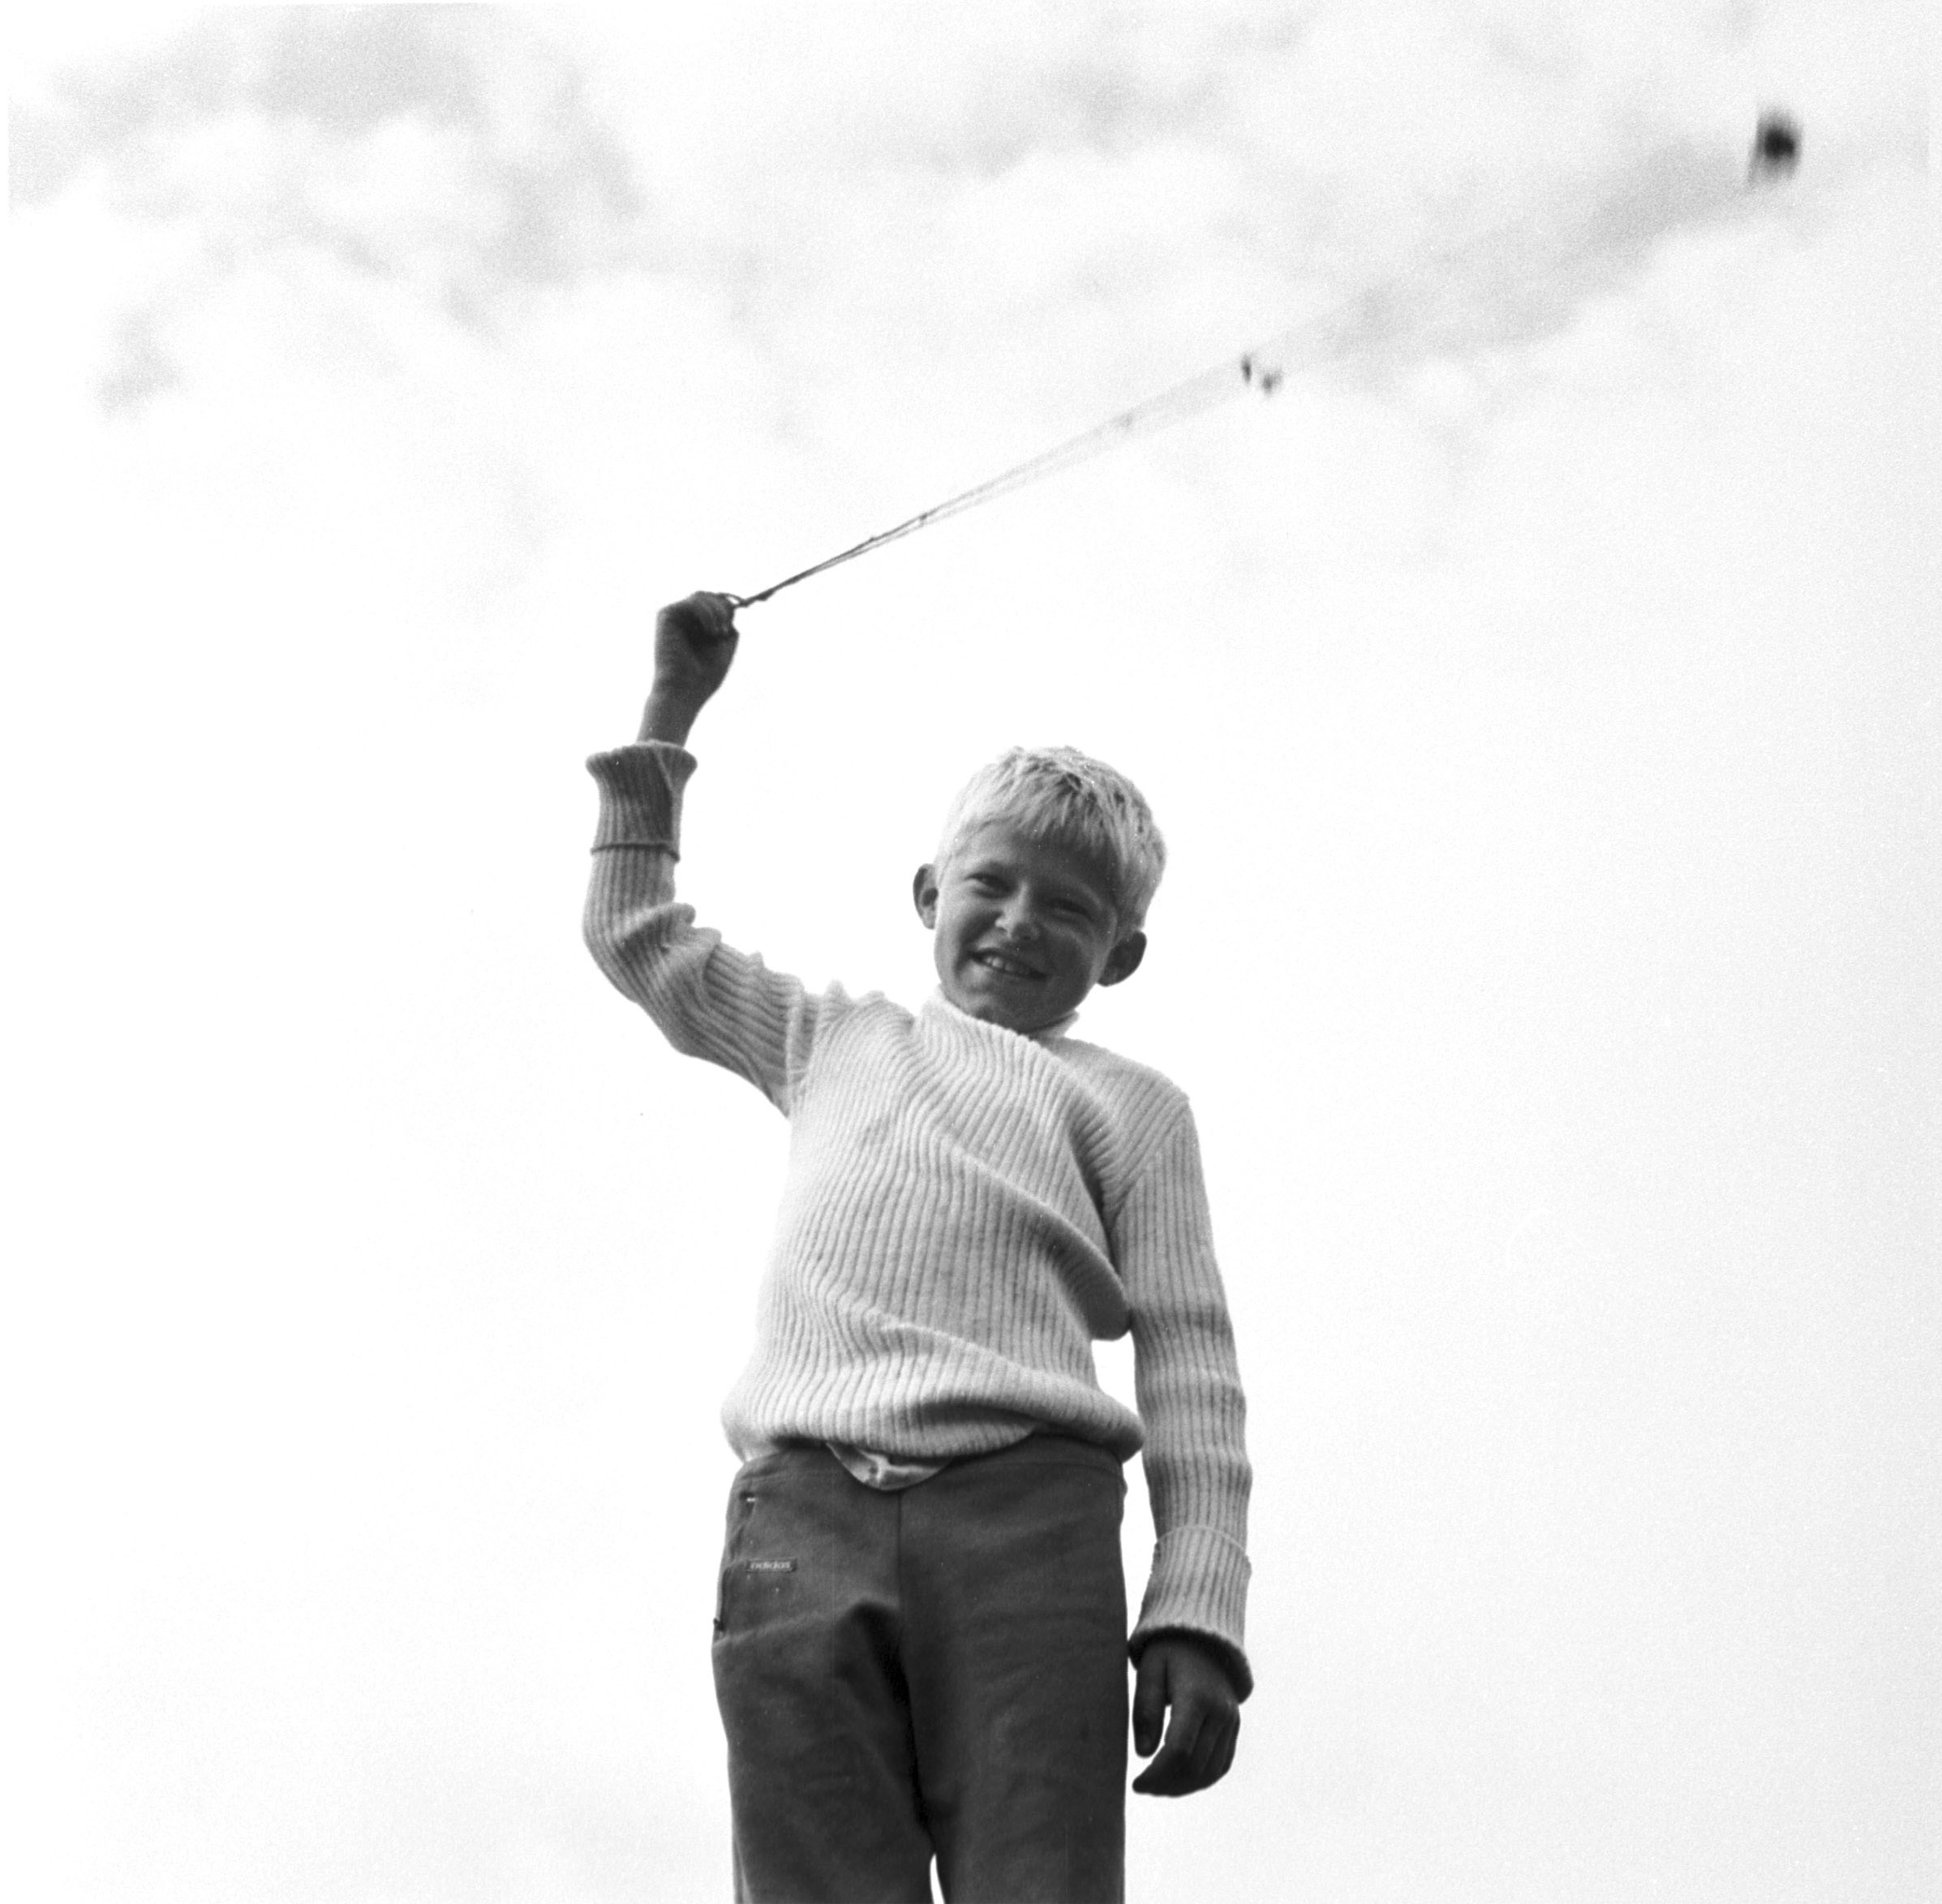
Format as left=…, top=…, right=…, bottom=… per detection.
left=997, top=897, right=1042, bottom=943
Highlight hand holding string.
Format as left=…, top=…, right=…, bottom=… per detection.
left=639, top=592, right=739, bottom=746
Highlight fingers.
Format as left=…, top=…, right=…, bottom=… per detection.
left=1132, top=1649, right=1168, bottom=1758
left=1191, top=1704, right=1240, bottom=1790
left=691, top=591, right=738, bottom=641
left=1130, top=1640, right=1243, bottom=1798
left=662, top=594, right=737, bottom=646
left=1130, top=1706, right=1199, bottom=1795
left=1131, top=1696, right=1240, bottom=1797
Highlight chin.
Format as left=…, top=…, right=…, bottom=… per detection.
left=952, top=991, right=1033, bottom=1032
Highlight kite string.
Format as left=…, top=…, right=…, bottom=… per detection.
left=725, top=146, right=1759, bottom=611
left=724, top=351, right=1256, bottom=607
left=721, top=264, right=1445, bottom=608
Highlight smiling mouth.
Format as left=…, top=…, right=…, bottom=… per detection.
left=973, top=949, right=1044, bottom=981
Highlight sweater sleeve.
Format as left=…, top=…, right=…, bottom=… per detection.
left=1112, top=1102, right=1254, bottom=1698
left=582, top=741, right=823, bottom=1113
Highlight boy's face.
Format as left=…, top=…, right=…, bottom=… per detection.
left=913, top=821, right=1146, bottom=1036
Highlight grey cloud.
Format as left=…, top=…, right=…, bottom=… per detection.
left=15, top=6, right=647, bottom=408
left=902, top=14, right=1308, bottom=177
left=1305, top=140, right=1759, bottom=377
left=97, top=307, right=181, bottom=414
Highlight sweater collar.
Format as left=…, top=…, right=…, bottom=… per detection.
left=928, top=987, right=1078, bottom=1044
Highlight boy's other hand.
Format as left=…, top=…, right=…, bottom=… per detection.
left=1131, top=1635, right=1240, bottom=1797
left=641, top=592, right=738, bottom=744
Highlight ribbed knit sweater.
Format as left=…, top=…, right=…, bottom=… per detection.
left=584, top=741, right=1252, bottom=1687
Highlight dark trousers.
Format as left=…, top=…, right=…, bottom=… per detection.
left=711, top=1436, right=1129, bottom=1904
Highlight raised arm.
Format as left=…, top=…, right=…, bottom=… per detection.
left=584, top=592, right=824, bottom=1112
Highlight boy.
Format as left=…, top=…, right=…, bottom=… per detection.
left=584, top=593, right=1251, bottom=1903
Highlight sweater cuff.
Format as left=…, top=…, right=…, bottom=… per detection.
left=1129, top=1524, right=1253, bottom=1699
left=586, top=741, right=697, bottom=853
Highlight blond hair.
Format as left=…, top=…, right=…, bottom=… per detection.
left=934, top=746, right=1166, bottom=930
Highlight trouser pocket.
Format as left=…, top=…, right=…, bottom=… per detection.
left=713, top=1453, right=811, bottom=1641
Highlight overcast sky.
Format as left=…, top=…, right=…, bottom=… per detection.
left=10, top=6, right=1936, bottom=1902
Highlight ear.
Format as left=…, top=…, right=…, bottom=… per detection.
left=1098, top=931, right=1146, bottom=987
left=913, top=863, right=940, bottom=928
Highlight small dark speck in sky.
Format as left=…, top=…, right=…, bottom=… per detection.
left=1751, top=112, right=1801, bottom=179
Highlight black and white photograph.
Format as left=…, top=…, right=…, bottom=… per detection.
left=11, top=6, right=1933, bottom=1901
